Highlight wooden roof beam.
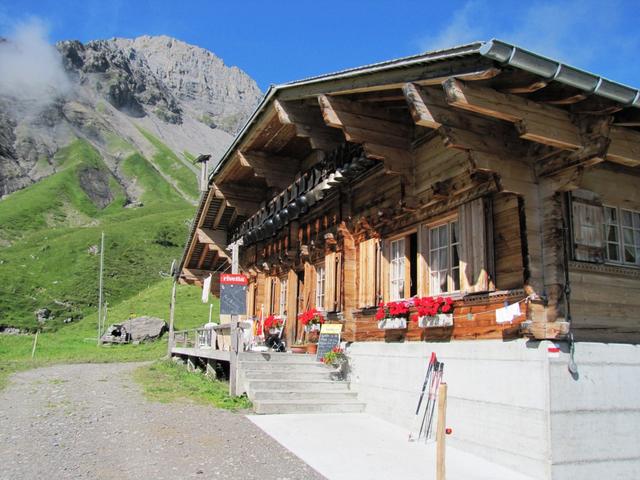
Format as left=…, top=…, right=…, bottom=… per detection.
left=274, top=99, right=344, bottom=151
left=442, top=78, right=582, bottom=150
left=607, top=126, right=640, bottom=167
left=402, top=83, right=528, bottom=156
left=317, top=94, right=413, bottom=176
left=238, top=150, right=299, bottom=190
left=196, top=228, right=231, bottom=263
left=215, top=182, right=264, bottom=216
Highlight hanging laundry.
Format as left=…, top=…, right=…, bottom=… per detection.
left=202, top=273, right=212, bottom=303
left=495, top=301, right=521, bottom=323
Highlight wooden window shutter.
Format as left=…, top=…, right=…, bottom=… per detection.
left=458, top=197, right=490, bottom=293
left=272, top=278, right=280, bottom=314
left=358, top=238, right=379, bottom=308
left=247, top=282, right=255, bottom=317
left=417, top=224, right=429, bottom=297
left=286, top=270, right=298, bottom=341
left=571, top=192, right=604, bottom=263
left=324, top=252, right=342, bottom=312
left=264, top=277, right=273, bottom=315
left=302, top=262, right=316, bottom=311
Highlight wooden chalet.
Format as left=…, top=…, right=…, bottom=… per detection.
left=175, top=40, right=640, bottom=478
left=178, top=39, right=640, bottom=345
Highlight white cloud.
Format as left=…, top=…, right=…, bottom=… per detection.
left=0, top=18, right=71, bottom=109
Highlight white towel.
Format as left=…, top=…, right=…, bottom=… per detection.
left=495, top=302, right=521, bottom=324
left=202, top=274, right=212, bottom=303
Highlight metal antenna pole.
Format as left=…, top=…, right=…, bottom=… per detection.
left=97, top=231, right=104, bottom=345
left=228, top=239, right=241, bottom=396
left=167, top=259, right=177, bottom=357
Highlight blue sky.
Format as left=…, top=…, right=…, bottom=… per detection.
left=1, top=0, right=639, bottom=91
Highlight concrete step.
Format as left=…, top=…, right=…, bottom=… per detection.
left=250, top=389, right=359, bottom=402
left=244, top=370, right=332, bottom=381
left=253, top=399, right=366, bottom=414
left=247, top=379, right=351, bottom=393
left=239, top=352, right=317, bottom=363
left=239, top=361, right=329, bottom=372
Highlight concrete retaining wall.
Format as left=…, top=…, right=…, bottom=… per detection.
left=347, top=340, right=551, bottom=479
left=347, top=340, right=640, bottom=480
left=548, top=342, right=640, bottom=480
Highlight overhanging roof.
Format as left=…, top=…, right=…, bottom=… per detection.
left=210, top=38, right=640, bottom=183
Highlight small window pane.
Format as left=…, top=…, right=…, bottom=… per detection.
left=622, top=210, right=633, bottom=227
left=624, top=245, right=636, bottom=263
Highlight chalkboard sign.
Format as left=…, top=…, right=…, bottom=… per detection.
left=220, top=274, right=247, bottom=316
left=315, top=323, right=342, bottom=361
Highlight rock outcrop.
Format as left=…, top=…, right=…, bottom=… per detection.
left=0, top=35, right=262, bottom=199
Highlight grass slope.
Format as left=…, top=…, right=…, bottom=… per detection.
left=0, top=137, right=198, bottom=330
left=0, top=133, right=225, bottom=397
left=134, top=360, right=251, bottom=411
left=137, top=128, right=200, bottom=201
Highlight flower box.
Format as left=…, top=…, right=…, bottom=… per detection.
left=377, top=317, right=407, bottom=330
left=417, top=313, right=453, bottom=328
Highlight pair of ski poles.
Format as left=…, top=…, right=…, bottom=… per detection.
left=409, top=352, right=444, bottom=442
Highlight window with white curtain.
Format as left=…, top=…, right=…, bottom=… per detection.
left=279, top=278, right=288, bottom=316
left=429, top=220, right=460, bottom=294
left=315, top=265, right=325, bottom=308
left=390, top=238, right=405, bottom=300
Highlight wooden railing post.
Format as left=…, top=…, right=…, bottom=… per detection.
left=436, top=382, right=448, bottom=480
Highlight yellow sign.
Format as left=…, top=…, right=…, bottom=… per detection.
left=320, top=323, right=343, bottom=334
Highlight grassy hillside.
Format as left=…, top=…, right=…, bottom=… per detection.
left=0, top=280, right=218, bottom=388
left=0, top=137, right=200, bottom=330
left=138, top=128, right=200, bottom=202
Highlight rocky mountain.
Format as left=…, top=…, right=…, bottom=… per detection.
left=0, top=35, right=262, bottom=202
left=0, top=35, right=261, bottom=329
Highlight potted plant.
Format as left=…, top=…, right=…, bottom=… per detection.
left=299, top=308, right=325, bottom=353
left=411, top=296, right=454, bottom=328
left=322, top=346, right=348, bottom=380
left=264, top=314, right=283, bottom=335
left=375, top=301, right=410, bottom=329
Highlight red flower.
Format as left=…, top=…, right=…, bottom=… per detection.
left=411, top=314, right=419, bottom=323
left=442, top=304, right=452, bottom=313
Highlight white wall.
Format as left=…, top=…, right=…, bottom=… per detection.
left=347, top=340, right=640, bottom=480
left=548, top=342, right=640, bottom=480
left=347, top=340, right=551, bottom=479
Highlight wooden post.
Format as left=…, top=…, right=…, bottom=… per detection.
left=167, top=260, right=177, bottom=357
left=97, top=231, right=104, bottom=345
left=436, top=383, right=448, bottom=480
left=31, top=329, right=39, bottom=359
left=229, top=240, right=240, bottom=397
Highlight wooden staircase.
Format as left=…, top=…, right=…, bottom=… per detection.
left=238, top=352, right=365, bottom=414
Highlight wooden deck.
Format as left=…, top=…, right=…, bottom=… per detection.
left=171, top=346, right=231, bottom=362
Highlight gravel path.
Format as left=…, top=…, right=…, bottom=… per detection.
left=0, top=363, right=325, bottom=480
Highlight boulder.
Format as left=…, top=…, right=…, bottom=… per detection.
left=35, top=308, right=51, bottom=323
left=100, top=316, right=167, bottom=344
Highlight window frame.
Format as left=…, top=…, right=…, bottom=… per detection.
left=315, top=264, right=326, bottom=310
left=603, top=205, right=640, bottom=267
left=389, top=237, right=406, bottom=301
left=426, top=217, right=461, bottom=295
left=278, top=277, right=288, bottom=317
left=384, top=229, right=418, bottom=302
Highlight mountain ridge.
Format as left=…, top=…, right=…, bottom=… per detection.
left=0, top=34, right=262, bottom=201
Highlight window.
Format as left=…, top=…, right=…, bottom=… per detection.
left=429, top=220, right=460, bottom=294
left=316, top=265, right=326, bottom=309
left=604, top=206, right=621, bottom=262
left=269, top=277, right=277, bottom=314
left=279, top=278, right=288, bottom=317
left=603, top=206, right=640, bottom=266
left=390, top=238, right=405, bottom=300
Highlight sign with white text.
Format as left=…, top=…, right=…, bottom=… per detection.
left=220, top=274, right=248, bottom=315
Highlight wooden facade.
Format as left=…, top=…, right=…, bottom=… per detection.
left=179, top=41, right=640, bottom=344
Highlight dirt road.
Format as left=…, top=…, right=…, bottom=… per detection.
left=0, top=363, right=325, bottom=479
